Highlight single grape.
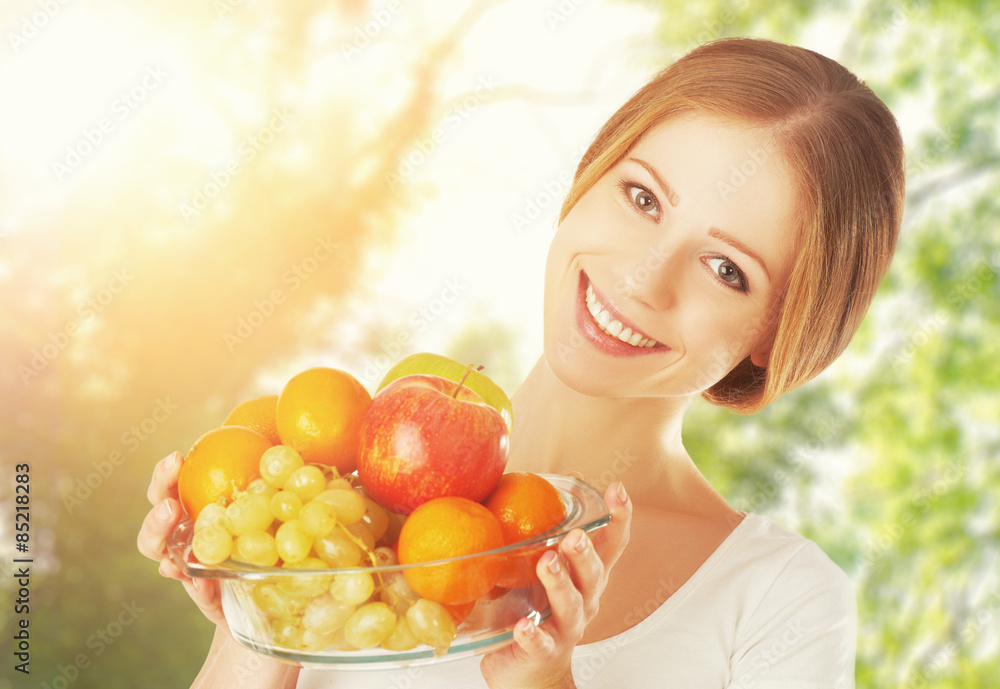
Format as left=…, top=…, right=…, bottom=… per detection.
left=270, top=619, right=303, bottom=649
left=246, top=477, right=279, bottom=499
left=361, top=497, right=390, bottom=542
left=345, top=521, right=376, bottom=552
left=300, top=628, right=337, bottom=653
left=225, top=493, right=274, bottom=536
left=278, top=558, right=332, bottom=598
left=275, top=520, right=312, bottom=564
left=284, top=466, right=326, bottom=502
left=260, top=445, right=304, bottom=488
left=343, top=602, right=396, bottom=649
left=270, top=490, right=302, bottom=522
left=233, top=529, right=279, bottom=567
left=192, top=524, right=232, bottom=565
left=313, top=528, right=363, bottom=568
left=380, top=572, right=419, bottom=616
left=253, top=582, right=307, bottom=619
left=194, top=503, right=227, bottom=533
left=301, top=592, right=355, bottom=634
left=326, top=477, right=352, bottom=491
left=299, top=500, right=337, bottom=537
left=330, top=571, right=375, bottom=606
left=313, top=488, right=365, bottom=525
left=380, top=617, right=419, bottom=651
left=373, top=546, right=398, bottom=567
left=406, top=598, right=458, bottom=652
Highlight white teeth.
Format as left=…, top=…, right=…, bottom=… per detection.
left=584, top=279, right=659, bottom=348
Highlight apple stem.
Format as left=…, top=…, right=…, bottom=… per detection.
left=452, top=364, right=484, bottom=399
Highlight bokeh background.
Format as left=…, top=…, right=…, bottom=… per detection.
left=1, top=0, right=997, bottom=687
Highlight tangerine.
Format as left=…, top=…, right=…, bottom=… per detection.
left=223, top=394, right=281, bottom=445
left=397, top=497, right=505, bottom=605
left=275, top=367, right=372, bottom=475
left=178, top=426, right=272, bottom=520
left=484, top=472, right=567, bottom=588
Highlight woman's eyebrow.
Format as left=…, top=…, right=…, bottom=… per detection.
left=626, top=156, right=679, bottom=207
left=708, top=227, right=771, bottom=282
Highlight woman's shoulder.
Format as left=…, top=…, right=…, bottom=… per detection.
left=720, top=513, right=857, bottom=640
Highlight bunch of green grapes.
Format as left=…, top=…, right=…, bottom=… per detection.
left=190, top=445, right=459, bottom=654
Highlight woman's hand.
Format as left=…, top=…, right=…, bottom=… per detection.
left=480, top=482, right=632, bottom=689
left=136, top=451, right=226, bottom=628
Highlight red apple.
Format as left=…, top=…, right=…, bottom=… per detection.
left=357, top=373, right=509, bottom=514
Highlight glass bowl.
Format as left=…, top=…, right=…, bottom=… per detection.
left=166, top=474, right=610, bottom=670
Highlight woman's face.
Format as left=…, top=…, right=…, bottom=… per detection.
left=543, top=114, right=800, bottom=399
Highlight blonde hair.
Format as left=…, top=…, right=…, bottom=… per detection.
left=558, top=38, right=905, bottom=413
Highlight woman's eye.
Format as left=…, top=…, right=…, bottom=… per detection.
left=626, top=184, right=660, bottom=218
left=706, top=257, right=748, bottom=292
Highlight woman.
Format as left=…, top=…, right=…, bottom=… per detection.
left=138, top=37, right=904, bottom=688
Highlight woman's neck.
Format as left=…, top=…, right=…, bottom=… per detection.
left=508, top=356, right=729, bottom=516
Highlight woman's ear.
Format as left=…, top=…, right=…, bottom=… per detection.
left=750, top=348, right=770, bottom=368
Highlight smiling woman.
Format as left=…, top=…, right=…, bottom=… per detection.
left=138, top=36, right=905, bottom=689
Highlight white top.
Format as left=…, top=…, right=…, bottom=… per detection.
left=296, top=513, right=856, bottom=688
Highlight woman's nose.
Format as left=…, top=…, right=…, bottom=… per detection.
left=612, top=238, right=680, bottom=311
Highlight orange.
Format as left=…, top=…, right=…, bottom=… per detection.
left=397, top=497, right=505, bottom=605
left=178, top=426, right=271, bottom=520
left=484, top=472, right=567, bottom=588
left=223, top=394, right=281, bottom=445
left=275, top=367, right=372, bottom=475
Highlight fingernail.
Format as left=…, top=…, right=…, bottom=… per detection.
left=156, top=499, right=173, bottom=521
left=192, top=577, right=201, bottom=592
left=520, top=618, right=536, bottom=636
left=616, top=482, right=628, bottom=505
left=568, top=530, right=587, bottom=553
left=544, top=551, right=561, bottom=574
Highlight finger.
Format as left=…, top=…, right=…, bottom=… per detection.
left=183, top=577, right=227, bottom=627
left=158, top=557, right=189, bottom=582
left=559, top=529, right=605, bottom=616
left=537, top=549, right=586, bottom=641
left=591, top=482, right=632, bottom=569
left=137, top=497, right=181, bottom=561
left=147, top=452, right=183, bottom=506
left=512, top=616, right=556, bottom=657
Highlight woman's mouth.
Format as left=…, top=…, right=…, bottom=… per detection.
left=574, top=272, right=667, bottom=356
left=586, top=281, right=659, bottom=347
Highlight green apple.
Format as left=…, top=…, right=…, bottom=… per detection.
left=376, top=353, right=513, bottom=432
